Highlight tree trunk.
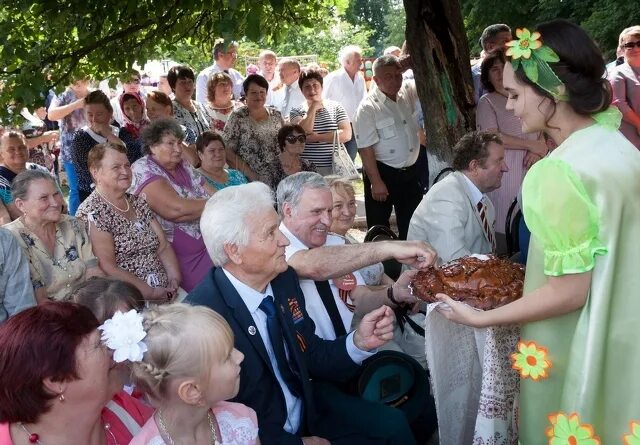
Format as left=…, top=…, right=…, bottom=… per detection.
left=403, top=0, right=475, bottom=162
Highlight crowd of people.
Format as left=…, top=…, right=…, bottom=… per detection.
left=1, top=18, right=639, bottom=445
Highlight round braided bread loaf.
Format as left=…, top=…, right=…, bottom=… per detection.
left=411, top=255, right=525, bottom=310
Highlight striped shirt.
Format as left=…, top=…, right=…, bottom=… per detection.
left=290, top=100, right=349, bottom=168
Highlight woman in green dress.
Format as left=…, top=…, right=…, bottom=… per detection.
left=436, top=20, right=640, bottom=444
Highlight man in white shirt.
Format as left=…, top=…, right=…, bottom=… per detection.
left=323, top=45, right=367, bottom=159
left=276, top=172, right=438, bottom=445
left=277, top=172, right=420, bottom=339
left=272, top=58, right=306, bottom=121
left=196, top=39, right=245, bottom=104
left=353, top=55, right=423, bottom=240
left=257, top=49, right=280, bottom=107
left=407, top=131, right=507, bottom=264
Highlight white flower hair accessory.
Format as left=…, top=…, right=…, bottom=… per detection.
left=98, top=309, right=148, bottom=363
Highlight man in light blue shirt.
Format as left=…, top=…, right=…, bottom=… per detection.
left=0, top=228, right=36, bottom=324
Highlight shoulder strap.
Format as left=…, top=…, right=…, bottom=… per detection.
left=314, top=280, right=347, bottom=337
left=434, top=167, right=454, bottom=184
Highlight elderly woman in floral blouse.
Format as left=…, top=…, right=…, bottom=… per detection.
left=76, top=142, right=181, bottom=302
left=4, top=170, right=103, bottom=302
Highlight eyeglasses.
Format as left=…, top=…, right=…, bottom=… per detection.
left=622, top=41, right=640, bottom=50
left=127, top=78, right=141, bottom=84
left=285, top=135, right=306, bottom=144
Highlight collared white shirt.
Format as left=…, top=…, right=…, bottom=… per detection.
left=258, top=72, right=280, bottom=107
left=280, top=224, right=371, bottom=344
left=196, top=63, right=245, bottom=104
left=271, top=82, right=306, bottom=120
left=461, top=173, right=484, bottom=208
left=322, top=67, right=366, bottom=121
left=221, top=268, right=302, bottom=434
left=353, top=80, right=420, bottom=168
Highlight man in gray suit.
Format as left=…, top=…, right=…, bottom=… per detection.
left=407, top=131, right=508, bottom=264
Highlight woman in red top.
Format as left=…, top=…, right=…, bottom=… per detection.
left=0, top=302, right=152, bottom=445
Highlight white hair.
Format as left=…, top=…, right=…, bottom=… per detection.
left=258, top=49, right=277, bottom=61
left=200, top=182, right=275, bottom=266
left=383, top=46, right=402, bottom=56
left=276, top=172, right=327, bottom=217
left=338, top=45, right=363, bottom=67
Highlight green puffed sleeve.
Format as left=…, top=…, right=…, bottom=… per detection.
left=522, top=158, right=608, bottom=276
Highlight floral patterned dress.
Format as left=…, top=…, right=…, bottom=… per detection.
left=222, top=106, right=283, bottom=189
left=76, top=192, right=169, bottom=288
left=204, top=101, right=241, bottom=133
left=4, top=215, right=98, bottom=300
left=173, top=100, right=211, bottom=139
left=517, top=122, right=640, bottom=444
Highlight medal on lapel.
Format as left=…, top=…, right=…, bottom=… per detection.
left=332, top=273, right=356, bottom=291
left=332, top=273, right=357, bottom=312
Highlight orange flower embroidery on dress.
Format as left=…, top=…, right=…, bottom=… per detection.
left=545, top=412, right=600, bottom=445
left=624, top=420, right=640, bottom=445
left=511, top=340, right=552, bottom=380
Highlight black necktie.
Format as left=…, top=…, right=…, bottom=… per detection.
left=314, top=280, right=347, bottom=337
left=259, top=296, right=301, bottom=396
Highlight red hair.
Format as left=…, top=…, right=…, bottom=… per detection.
left=0, top=302, right=99, bottom=423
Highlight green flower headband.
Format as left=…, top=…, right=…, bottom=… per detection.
left=505, top=28, right=568, bottom=101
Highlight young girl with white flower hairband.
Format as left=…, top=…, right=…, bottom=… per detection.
left=99, top=303, right=260, bottom=445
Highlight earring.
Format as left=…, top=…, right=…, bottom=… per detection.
left=58, top=393, right=65, bottom=402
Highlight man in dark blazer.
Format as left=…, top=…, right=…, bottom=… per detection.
left=187, top=182, right=408, bottom=445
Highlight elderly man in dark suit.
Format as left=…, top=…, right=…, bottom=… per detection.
left=186, top=182, right=436, bottom=445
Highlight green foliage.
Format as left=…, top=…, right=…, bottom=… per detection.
left=382, top=2, right=407, bottom=50
left=258, top=17, right=374, bottom=70
left=344, top=0, right=391, bottom=53
left=462, top=0, right=640, bottom=59
left=0, top=0, right=334, bottom=122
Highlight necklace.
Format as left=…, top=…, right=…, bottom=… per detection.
left=157, top=410, right=221, bottom=445
left=17, top=421, right=119, bottom=445
left=96, top=190, right=130, bottom=213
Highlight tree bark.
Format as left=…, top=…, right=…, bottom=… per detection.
left=403, top=0, right=475, bottom=161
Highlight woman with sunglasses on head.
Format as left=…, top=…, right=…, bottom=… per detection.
left=437, top=20, right=640, bottom=443
left=274, top=124, right=317, bottom=185
left=611, top=25, right=640, bottom=149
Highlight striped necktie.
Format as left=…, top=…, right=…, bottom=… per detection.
left=476, top=198, right=496, bottom=252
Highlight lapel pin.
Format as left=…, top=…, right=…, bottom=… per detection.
left=248, top=326, right=257, bottom=336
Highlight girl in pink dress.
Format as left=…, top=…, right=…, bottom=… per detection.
left=128, top=303, right=259, bottom=445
